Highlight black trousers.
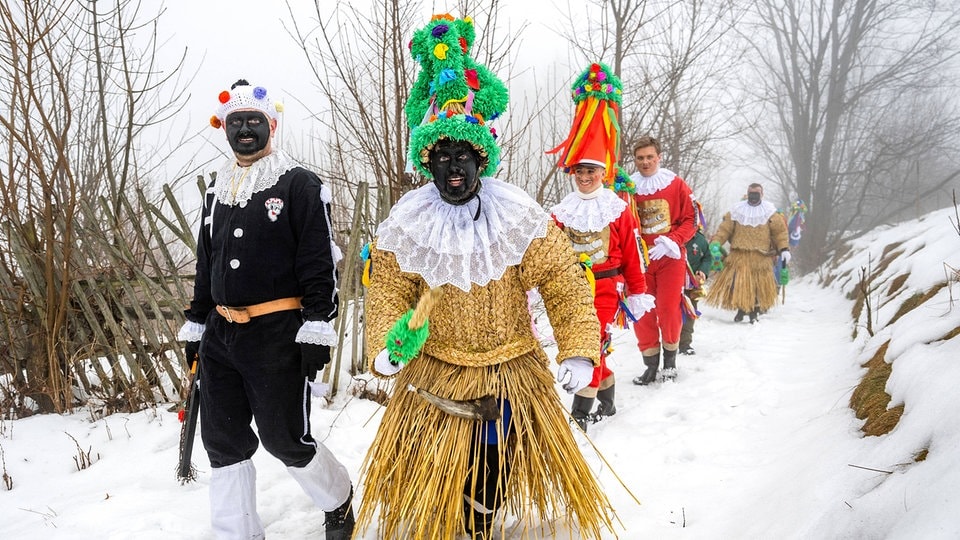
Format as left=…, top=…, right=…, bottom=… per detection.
left=199, top=310, right=316, bottom=468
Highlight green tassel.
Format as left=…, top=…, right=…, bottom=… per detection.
left=385, top=310, right=430, bottom=365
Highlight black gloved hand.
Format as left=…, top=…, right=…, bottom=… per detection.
left=184, top=341, right=200, bottom=371
left=300, top=343, right=331, bottom=381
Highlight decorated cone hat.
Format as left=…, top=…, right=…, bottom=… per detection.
left=406, top=14, right=508, bottom=178
left=547, top=62, right=623, bottom=186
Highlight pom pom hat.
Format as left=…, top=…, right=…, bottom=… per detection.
left=209, top=81, right=283, bottom=129
left=547, top=62, right=623, bottom=186
left=406, top=14, right=509, bottom=178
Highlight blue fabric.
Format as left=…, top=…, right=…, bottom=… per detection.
left=479, top=398, right=512, bottom=445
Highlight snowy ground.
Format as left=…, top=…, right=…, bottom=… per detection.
left=2, top=209, right=958, bottom=539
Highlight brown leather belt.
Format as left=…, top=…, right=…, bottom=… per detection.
left=215, top=297, right=302, bottom=324
left=592, top=267, right=622, bottom=280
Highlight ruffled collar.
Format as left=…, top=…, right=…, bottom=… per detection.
left=375, top=177, right=550, bottom=292
left=630, top=168, right=677, bottom=195
left=214, top=150, right=298, bottom=206
left=730, top=200, right=777, bottom=227
left=551, top=187, right=627, bottom=232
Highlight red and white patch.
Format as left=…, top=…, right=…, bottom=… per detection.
left=265, top=198, right=284, bottom=222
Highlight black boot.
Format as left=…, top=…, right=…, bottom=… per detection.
left=734, top=309, right=746, bottom=322
left=323, top=486, right=355, bottom=540
left=749, top=308, right=759, bottom=324
left=571, top=394, right=594, bottom=432
left=591, top=385, right=616, bottom=422
left=661, top=349, right=678, bottom=381
left=632, top=354, right=659, bottom=385
left=463, top=503, right=495, bottom=540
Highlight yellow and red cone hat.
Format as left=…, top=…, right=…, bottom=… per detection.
left=546, top=62, right=623, bottom=185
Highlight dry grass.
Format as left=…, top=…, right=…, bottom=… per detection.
left=888, top=282, right=948, bottom=326
left=937, top=324, right=960, bottom=343
left=914, top=447, right=929, bottom=462
left=849, top=340, right=903, bottom=437
left=886, top=273, right=909, bottom=297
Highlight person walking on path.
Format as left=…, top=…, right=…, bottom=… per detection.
left=548, top=62, right=654, bottom=430
left=627, top=136, right=696, bottom=385
left=177, top=79, right=354, bottom=540
left=704, top=182, right=791, bottom=323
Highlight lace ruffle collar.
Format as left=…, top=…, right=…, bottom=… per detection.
left=730, top=200, right=777, bottom=227
left=630, top=168, right=677, bottom=195
left=551, top=188, right=627, bottom=232
left=376, top=177, right=550, bottom=292
left=214, top=150, right=298, bottom=206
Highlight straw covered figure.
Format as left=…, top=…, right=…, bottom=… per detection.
left=356, top=14, right=617, bottom=540
left=705, top=182, right=791, bottom=323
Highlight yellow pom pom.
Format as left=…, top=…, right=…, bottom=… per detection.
left=274, top=101, right=284, bottom=113
left=464, top=16, right=473, bottom=25
left=433, top=43, right=449, bottom=60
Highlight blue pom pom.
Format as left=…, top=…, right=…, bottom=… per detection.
left=253, top=87, right=267, bottom=99
left=431, top=24, right=448, bottom=37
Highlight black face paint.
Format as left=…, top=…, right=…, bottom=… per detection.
left=225, top=111, right=271, bottom=156
left=747, top=191, right=762, bottom=205
left=429, top=139, right=481, bottom=205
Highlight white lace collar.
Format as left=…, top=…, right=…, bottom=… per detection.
left=214, top=149, right=298, bottom=206
left=551, top=187, right=627, bottom=232
left=730, top=200, right=778, bottom=227
left=630, top=168, right=676, bottom=195
left=376, top=177, right=550, bottom=292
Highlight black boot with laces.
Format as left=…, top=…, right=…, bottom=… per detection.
left=324, top=486, right=355, bottom=540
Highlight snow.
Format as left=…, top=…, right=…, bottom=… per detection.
left=1, top=207, right=958, bottom=539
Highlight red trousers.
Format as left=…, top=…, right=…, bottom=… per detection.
left=590, top=275, right=622, bottom=388
left=632, top=255, right=686, bottom=351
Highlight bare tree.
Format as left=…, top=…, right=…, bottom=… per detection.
left=744, top=0, right=960, bottom=270
left=556, top=0, right=746, bottom=214
left=0, top=0, right=190, bottom=413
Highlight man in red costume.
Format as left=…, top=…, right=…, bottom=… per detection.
left=551, top=160, right=653, bottom=431
left=547, top=62, right=654, bottom=428
left=628, top=136, right=696, bottom=385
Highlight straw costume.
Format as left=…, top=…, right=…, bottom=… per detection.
left=705, top=186, right=790, bottom=321
left=357, top=14, right=617, bottom=540
left=549, top=62, right=653, bottom=431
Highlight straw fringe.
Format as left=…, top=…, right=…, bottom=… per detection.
left=704, top=249, right=780, bottom=311
left=356, top=354, right=616, bottom=539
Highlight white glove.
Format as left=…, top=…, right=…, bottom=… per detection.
left=627, top=293, right=656, bottom=315
left=556, top=356, right=595, bottom=394
left=648, top=235, right=681, bottom=260
left=781, top=250, right=792, bottom=264
left=373, top=349, right=402, bottom=376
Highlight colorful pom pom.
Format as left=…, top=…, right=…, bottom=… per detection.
left=209, top=115, right=222, bottom=129
left=432, top=24, right=448, bottom=37
left=253, top=87, right=267, bottom=99
left=218, top=91, right=230, bottom=104
left=438, top=68, right=457, bottom=85
left=433, top=43, right=449, bottom=60
left=459, top=37, right=467, bottom=52
left=464, top=69, right=479, bottom=90
left=274, top=102, right=284, bottom=113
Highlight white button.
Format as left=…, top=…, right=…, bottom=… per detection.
left=230, top=259, right=240, bottom=269
left=234, top=228, right=244, bottom=238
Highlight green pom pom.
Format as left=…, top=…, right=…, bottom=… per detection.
left=384, top=310, right=430, bottom=365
